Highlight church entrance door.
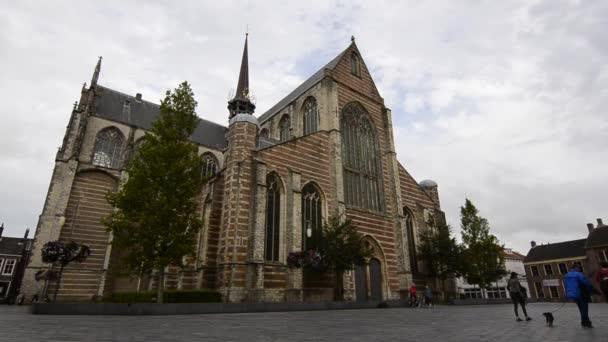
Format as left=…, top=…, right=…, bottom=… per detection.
left=354, top=265, right=367, bottom=302
left=369, top=258, right=383, bottom=301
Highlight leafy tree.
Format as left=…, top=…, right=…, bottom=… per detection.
left=104, top=82, right=205, bottom=304
left=417, top=219, right=461, bottom=298
left=40, top=240, right=91, bottom=301
left=319, top=215, right=371, bottom=301
left=459, top=199, right=507, bottom=290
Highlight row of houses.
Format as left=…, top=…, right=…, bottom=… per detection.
left=523, top=218, right=607, bottom=301
left=0, top=224, right=32, bottom=303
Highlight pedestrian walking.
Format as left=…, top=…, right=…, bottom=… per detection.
left=424, top=286, right=433, bottom=307
left=507, top=272, right=531, bottom=322
left=564, top=263, right=594, bottom=328
left=409, top=283, right=417, bottom=307
left=594, top=262, right=608, bottom=303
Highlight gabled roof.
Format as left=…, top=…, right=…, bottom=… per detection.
left=0, top=237, right=30, bottom=256
left=586, top=224, right=608, bottom=248
left=257, top=44, right=351, bottom=123
left=504, top=250, right=526, bottom=260
left=524, top=239, right=587, bottom=263
left=94, top=85, right=228, bottom=150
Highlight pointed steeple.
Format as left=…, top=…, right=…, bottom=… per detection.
left=91, top=56, right=102, bottom=87
left=228, top=34, right=255, bottom=118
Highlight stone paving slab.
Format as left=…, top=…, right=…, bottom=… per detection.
left=0, top=303, right=605, bottom=341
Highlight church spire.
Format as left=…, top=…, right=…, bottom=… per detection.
left=91, top=56, right=102, bottom=88
left=228, top=34, right=255, bottom=118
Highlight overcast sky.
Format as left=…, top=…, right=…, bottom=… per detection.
left=1, top=1, right=606, bottom=254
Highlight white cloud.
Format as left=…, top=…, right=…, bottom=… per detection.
left=0, top=1, right=606, bottom=255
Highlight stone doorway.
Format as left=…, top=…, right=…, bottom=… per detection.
left=354, top=265, right=367, bottom=302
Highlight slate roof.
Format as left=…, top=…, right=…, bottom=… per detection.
left=524, top=239, right=587, bottom=263
left=586, top=224, right=608, bottom=248
left=94, top=85, right=229, bottom=150
left=0, top=237, right=29, bottom=256
left=257, top=45, right=350, bottom=124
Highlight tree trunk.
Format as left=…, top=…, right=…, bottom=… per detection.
left=334, top=270, right=344, bottom=301
left=157, top=268, right=165, bottom=304
left=53, top=264, right=65, bottom=302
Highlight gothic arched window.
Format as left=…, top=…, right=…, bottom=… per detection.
left=92, top=127, right=124, bottom=169
left=404, top=207, right=418, bottom=275
left=302, top=183, right=322, bottom=250
left=265, top=173, right=281, bottom=261
left=341, top=102, right=383, bottom=211
left=351, top=53, right=361, bottom=76
left=279, top=115, right=290, bottom=142
left=259, top=128, right=269, bottom=139
left=202, top=153, right=218, bottom=178
left=303, top=97, right=318, bottom=135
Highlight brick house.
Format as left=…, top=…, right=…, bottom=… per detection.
left=21, top=36, right=445, bottom=303
left=523, top=218, right=607, bottom=302
left=0, top=224, right=32, bottom=302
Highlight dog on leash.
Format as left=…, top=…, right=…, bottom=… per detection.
left=542, top=312, right=554, bottom=327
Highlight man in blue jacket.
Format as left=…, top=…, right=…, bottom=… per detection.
left=564, top=263, right=594, bottom=328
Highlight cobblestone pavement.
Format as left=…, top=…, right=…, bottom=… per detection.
left=0, top=303, right=605, bottom=341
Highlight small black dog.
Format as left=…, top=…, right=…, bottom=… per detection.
left=542, top=312, right=554, bottom=327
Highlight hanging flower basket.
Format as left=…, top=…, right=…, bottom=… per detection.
left=287, top=250, right=324, bottom=270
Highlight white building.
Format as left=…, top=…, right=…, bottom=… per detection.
left=456, top=248, right=528, bottom=299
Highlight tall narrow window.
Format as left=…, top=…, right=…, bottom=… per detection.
left=92, top=127, right=124, bottom=169
left=341, top=102, right=383, bottom=211
left=202, top=153, right=218, bottom=178
left=279, top=115, right=290, bottom=142
left=303, top=97, right=318, bottom=135
left=404, top=208, right=418, bottom=274
left=259, top=128, right=269, bottom=139
left=351, top=53, right=360, bottom=76
left=265, top=174, right=281, bottom=261
left=302, top=183, right=322, bottom=250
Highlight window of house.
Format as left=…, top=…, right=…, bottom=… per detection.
left=549, top=286, right=559, bottom=298
left=2, top=259, right=16, bottom=276
left=599, top=249, right=608, bottom=263
left=302, top=97, right=318, bottom=135
left=0, top=259, right=4, bottom=273
left=535, top=282, right=544, bottom=298
left=558, top=263, right=567, bottom=275
left=350, top=53, right=361, bottom=76
left=341, top=102, right=383, bottom=212
left=92, top=127, right=124, bottom=169
left=487, top=287, right=507, bottom=299
left=404, top=208, right=418, bottom=274
left=302, top=183, right=322, bottom=250
left=531, top=265, right=539, bottom=277
left=201, top=153, right=218, bottom=178
left=265, top=173, right=281, bottom=261
left=464, top=288, right=483, bottom=299
left=544, top=264, right=553, bottom=276
left=279, top=115, right=290, bottom=142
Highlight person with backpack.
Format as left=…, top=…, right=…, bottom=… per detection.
left=594, top=262, right=608, bottom=303
left=564, top=263, right=594, bottom=328
left=507, top=272, right=531, bottom=322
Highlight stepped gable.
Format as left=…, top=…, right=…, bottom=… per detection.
left=94, top=85, right=228, bottom=150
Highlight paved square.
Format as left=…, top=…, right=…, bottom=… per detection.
left=0, top=303, right=605, bottom=341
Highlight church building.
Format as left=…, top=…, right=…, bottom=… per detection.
left=21, top=36, right=445, bottom=303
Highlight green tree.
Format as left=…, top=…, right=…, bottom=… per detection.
left=40, top=240, right=91, bottom=301
left=417, top=219, right=461, bottom=299
left=319, top=215, right=371, bottom=301
left=459, top=199, right=507, bottom=291
left=104, top=82, right=205, bottom=304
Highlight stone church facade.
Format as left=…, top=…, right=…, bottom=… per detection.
left=22, top=36, right=445, bottom=303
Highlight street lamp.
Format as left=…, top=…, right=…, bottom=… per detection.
left=306, top=220, right=312, bottom=238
